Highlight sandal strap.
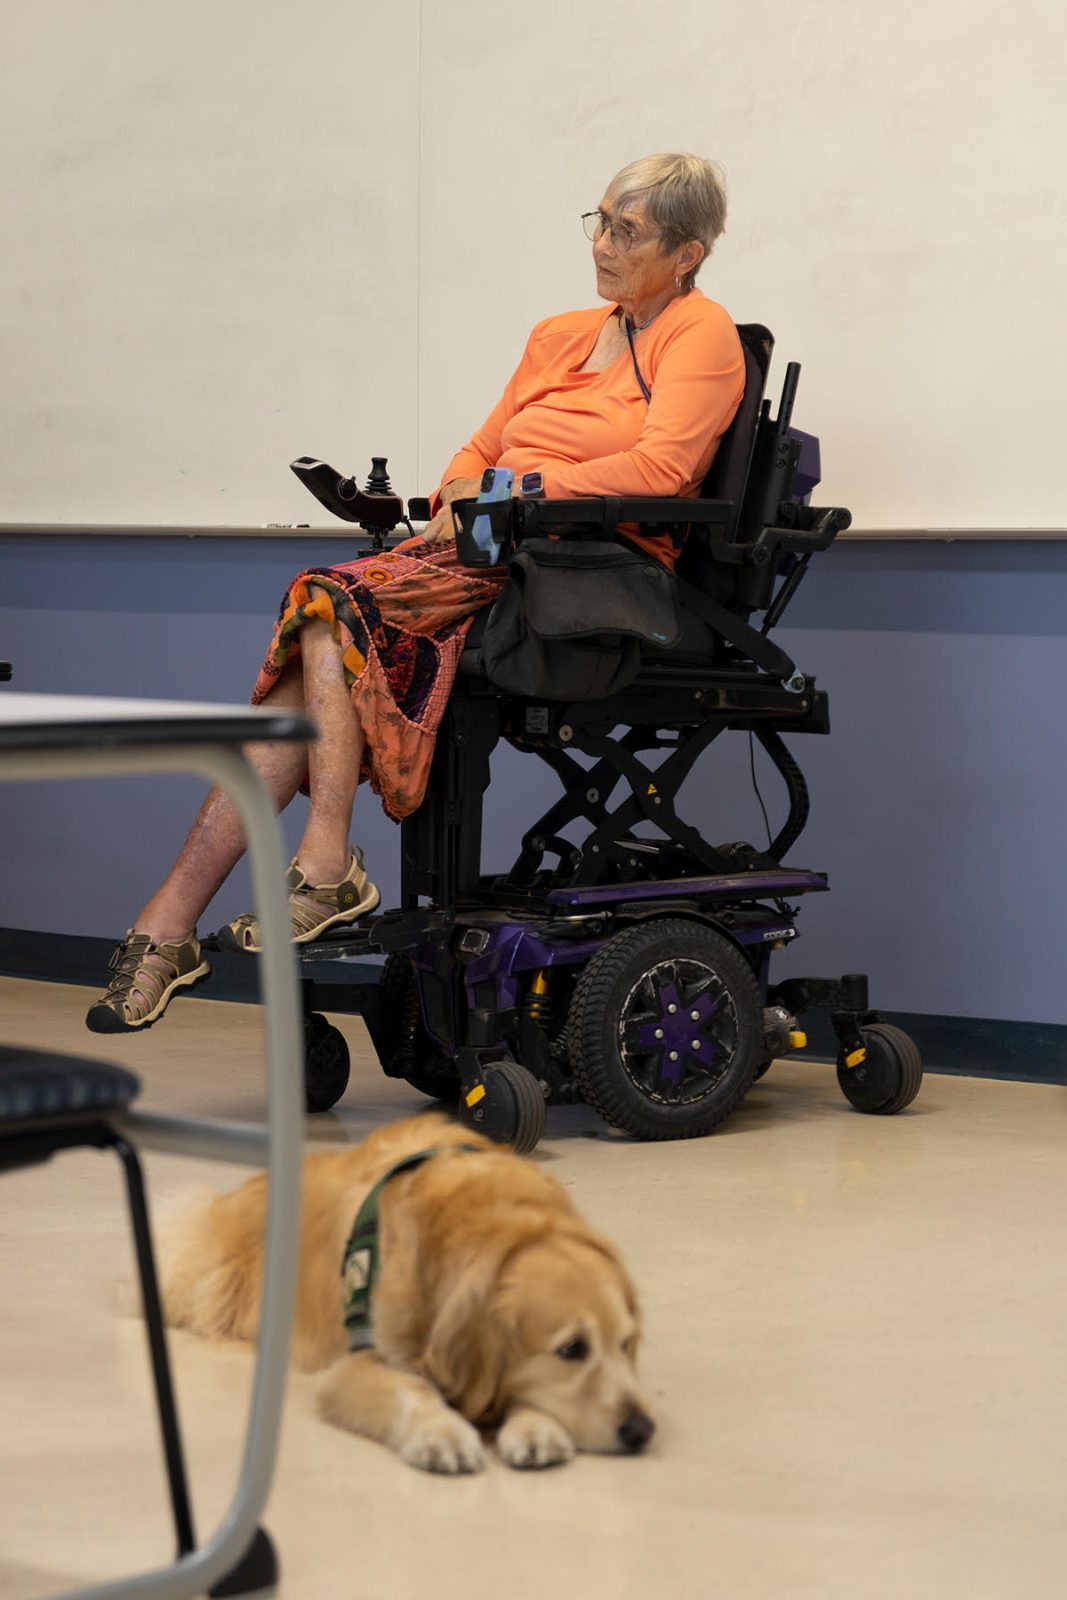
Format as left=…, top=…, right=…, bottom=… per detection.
left=103, top=932, right=175, bottom=1011
left=287, top=857, right=371, bottom=940
left=222, top=913, right=262, bottom=951
left=224, top=847, right=370, bottom=947
left=289, top=891, right=349, bottom=938
left=108, top=931, right=152, bottom=976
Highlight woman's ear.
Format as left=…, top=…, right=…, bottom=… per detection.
left=676, top=241, right=704, bottom=280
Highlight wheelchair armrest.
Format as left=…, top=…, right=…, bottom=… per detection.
left=766, top=503, right=852, bottom=552
left=517, top=496, right=733, bottom=532
left=448, top=494, right=851, bottom=581
left=448, top=494, right=735, bottom=568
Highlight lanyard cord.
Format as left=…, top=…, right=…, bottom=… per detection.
left=624, top=316, right=653, bottom=405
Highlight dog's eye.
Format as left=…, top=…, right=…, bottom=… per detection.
left=555, top=1336, right=590, bottom=1362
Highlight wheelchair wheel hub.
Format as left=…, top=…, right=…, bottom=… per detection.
left=618, top=959, right=737, bottom=1106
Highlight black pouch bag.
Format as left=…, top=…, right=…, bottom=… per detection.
left=480, top=537, right=680, bottom=700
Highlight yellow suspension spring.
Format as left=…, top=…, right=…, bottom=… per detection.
left=524, top=968, right=552, bottom=1027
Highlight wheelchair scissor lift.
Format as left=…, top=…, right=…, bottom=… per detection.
left=294, top=686, right=917, bottom=1149
left=284, top=322, right=922, bottom=1148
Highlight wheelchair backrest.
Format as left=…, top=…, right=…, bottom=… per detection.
left=699, top=323, right=774, bottom=540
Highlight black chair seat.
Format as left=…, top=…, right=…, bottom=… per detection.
left=0, top=1046, right=140, bottom=1126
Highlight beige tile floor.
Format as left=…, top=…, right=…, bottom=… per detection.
left=0, top=974, right=1064, bottom=1600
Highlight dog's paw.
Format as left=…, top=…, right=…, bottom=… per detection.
left=397, top=1410, right=486, bottom=1475
left=497, top=1410, right=576, bottom=1470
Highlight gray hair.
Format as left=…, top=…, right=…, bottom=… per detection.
left=606, top=153, right=728, bottom=291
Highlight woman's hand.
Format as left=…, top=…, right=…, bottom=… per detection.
left=421, top=504, right=457, bottom=546
left=422, top=475, right=499, bottom=546
left=439, top=476, right=485, bottom=507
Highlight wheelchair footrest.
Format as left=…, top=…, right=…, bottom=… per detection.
left=297, top=924, right=384, bottom=963
left=297, top=906, right=453, bottom=964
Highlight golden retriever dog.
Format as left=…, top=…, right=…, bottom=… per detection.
left=159, top=1113, right=655, bottom=1473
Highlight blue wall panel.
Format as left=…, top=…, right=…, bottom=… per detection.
left=1, top=535, right=1064, bottom=1024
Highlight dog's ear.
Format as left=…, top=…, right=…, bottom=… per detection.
left=420, top=1246, right=515, bottom=1424
left=570, top=1226, right=641, bottom=1318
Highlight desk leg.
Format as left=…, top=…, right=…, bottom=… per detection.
left=3, top=742, right=304, bottom=1600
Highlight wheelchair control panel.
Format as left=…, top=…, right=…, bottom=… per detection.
left=289, top=455, right=417, bottom=548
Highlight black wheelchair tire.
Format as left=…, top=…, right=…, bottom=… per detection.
left=303, top=1013, right=351, bottom=1113
left=457, top=1058, right=546, bottom=1155
left=837, top=1022, right=923, bottom=1115
left=376, top=954, right=461, bottom=1103
left=567, top=917, right=763, bottom=1140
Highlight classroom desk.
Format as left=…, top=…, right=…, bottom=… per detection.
left=0, top=692, right=314, bottom=1600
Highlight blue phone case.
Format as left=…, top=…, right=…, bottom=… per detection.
left=470, top=467, right=514, bottom=564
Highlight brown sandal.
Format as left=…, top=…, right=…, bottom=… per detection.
left=216, top=846, right=380, bottom=954
left=85, top=930, right=211, bottom=1033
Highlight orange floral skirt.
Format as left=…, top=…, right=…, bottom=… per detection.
left=251, top=538, right=507, bottom=821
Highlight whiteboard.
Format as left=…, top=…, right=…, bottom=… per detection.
left=0, top=0, right=421, bottom=526
left=2, top=0, right=1065, bottom=531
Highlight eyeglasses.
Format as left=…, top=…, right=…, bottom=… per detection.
left=581, top=209, right=646, bottom=252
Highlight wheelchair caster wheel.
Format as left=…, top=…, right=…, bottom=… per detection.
left=459, top=1059, right=546, bottom=1154
left=837, top=1022, right=922, bottom=1114
left=376, top=954, right=460, bottom=1102
left=568, top=917, right=762, bottom=1140
left=303, top=1013, right=350, bottom=1113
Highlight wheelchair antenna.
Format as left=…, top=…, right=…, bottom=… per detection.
left=776, top=362, right=801, bottom=436
left=737, top=366, right=803, bottom=541
left=770, top=363, right=803, bottom=502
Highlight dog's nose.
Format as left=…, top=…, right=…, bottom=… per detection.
left=618, top=1410, right=656, bottom=1452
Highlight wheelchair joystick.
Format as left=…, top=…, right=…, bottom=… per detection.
left=365, top=457, right=394, bottom=494
left=336, top=456, right=394, bottom=505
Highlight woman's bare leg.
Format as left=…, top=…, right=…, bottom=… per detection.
left=88, top=591, right=374, bottom=1029
left=291, top=605, right=366, bottom=886
left=134, top=658, right=310, bottom=943
left=136, top=594, right=365, bottom=942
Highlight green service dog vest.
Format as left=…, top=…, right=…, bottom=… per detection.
left=341, top=1145, right=483, bottom=1351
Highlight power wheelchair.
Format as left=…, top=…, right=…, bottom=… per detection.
left=283, top=323, right=923, bottom=1150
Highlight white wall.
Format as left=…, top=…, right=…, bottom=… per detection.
left=1, top=0, right=421, bottom=524
left=2, top=0, right=1065, bottom=529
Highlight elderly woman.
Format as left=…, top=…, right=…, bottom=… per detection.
left=87, top=152, right=745, bottom=1034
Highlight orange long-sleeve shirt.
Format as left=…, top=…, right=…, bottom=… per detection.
left=437, top=288, right=745, bottom=565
